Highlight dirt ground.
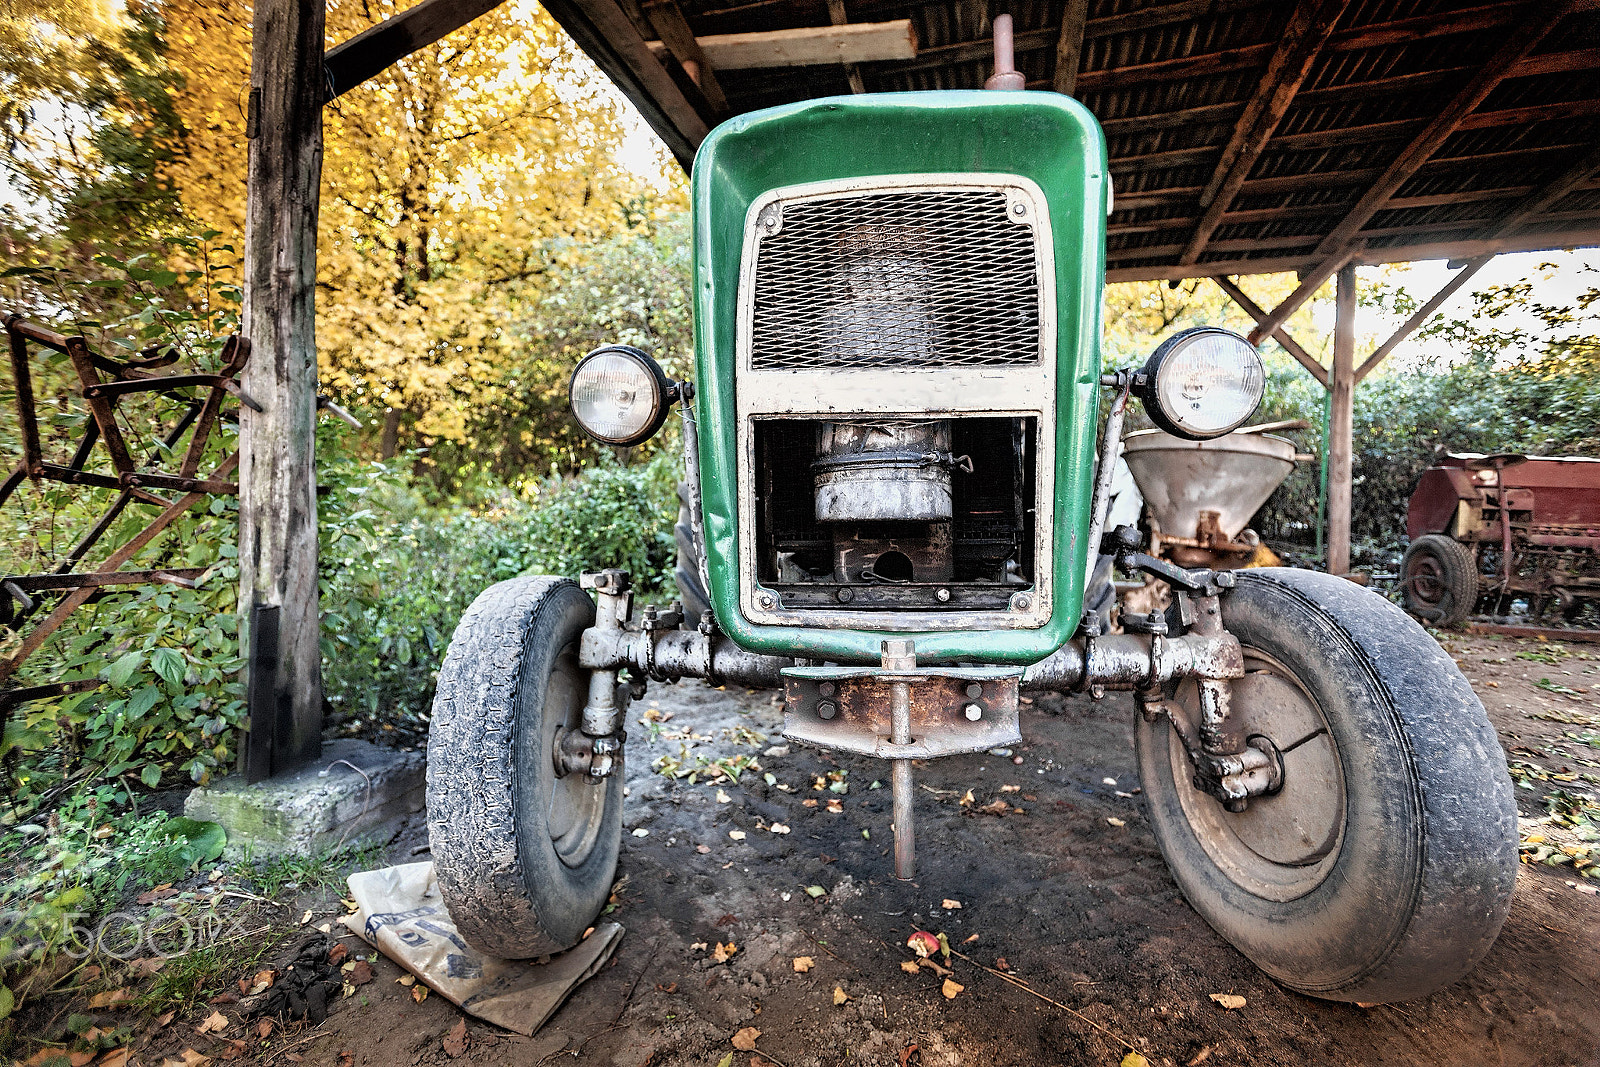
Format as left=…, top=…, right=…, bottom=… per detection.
left=38, top=630, right=1600, bottom=1067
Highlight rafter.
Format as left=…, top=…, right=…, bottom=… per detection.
left=1179, top=0, right=1351, bottom=265
left=826, top=0, right=866, bottom=94
left=1054, top=0, right=1091, bottom=96
left=1212, top=276, right=1329, bottom=387
left=642, top=0, right=728, bottom=112
left=1353, top=257, right=1491, bottom=383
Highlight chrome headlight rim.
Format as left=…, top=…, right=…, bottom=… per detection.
left=569, top=344, right=673, bottom=447
left=1137, top=326, right=1265, bottom=441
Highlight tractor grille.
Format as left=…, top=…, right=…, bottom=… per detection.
left=748, top=187, right=1043, bottom=370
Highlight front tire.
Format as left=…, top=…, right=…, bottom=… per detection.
left=427, top=576, right=623, bottom=958
left=1136, top=568, right=1516, bottom=1002
left=1400, top=533, right=1479, bottom=626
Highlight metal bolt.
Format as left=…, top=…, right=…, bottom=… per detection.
left=817, top=700, right=838, bottom=720
left=1010, top=593, right=1032, bottom=612
left=964, top=704, right=982, bottom=721
left=935, top=587, right=951, bottom=603
left=1215, top=571, right=1236, bottom=588
left=818, top=682, right=837, bottom=698
left=1010, top=201, right=1027, bottom=217
left=965, top=682, right=983, bottom=699
left=836, top=587, right=855, bottom=603
left=756, top=591, right=777, bottom=610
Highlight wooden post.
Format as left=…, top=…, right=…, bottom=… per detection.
left=239, top=0, right=326, bottom=778
left=1327, top=264, right=1356, bottom=576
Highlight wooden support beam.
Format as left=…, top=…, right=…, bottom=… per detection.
left=1180, top=0, right=1350, bottom=265
left=1099, top=102, right=1241, bottom=136
left=1327, top=263, right=1357, bottom=575
left=1353, top=256, right=1490, bottom=383
left=323, top=0, right=506, bottom=100
left=642, top=0, right=728, bottom=112
left=1212, top=276, right=1329, bottom=387
left=542, top=0, right=710, bottom=167
left=1309, top=1, right=1573, bottom=261
left=1480, top=141, right=1600, bottom=238
left=644, top=20, right=917, bottom=68
left=1053, top=0, right=1091, bottom=95
left=1245, top=251, right=1353, bottom=345
left=1323, top=2, right=1520, bottom=51
left=241, top=0, right=326, bottom=776
left=1074, top=43, right=1273, bottom=91
left=826, top=0, right=866, bottom=94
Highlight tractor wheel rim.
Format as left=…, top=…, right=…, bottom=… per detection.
left=545, top=643, right=610, bottom=868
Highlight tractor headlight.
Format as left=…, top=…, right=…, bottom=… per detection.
left=1136, top=327, right=1264, bottom=440
left=569, top=345, right=678, bottom=447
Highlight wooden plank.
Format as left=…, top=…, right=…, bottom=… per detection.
left=646, top=20, right=917, bottom=68
left=1478, top=141, right=1600, bottom=238
left=241, top=0, right=326, bottom=773
left=1324, top=2, right=1519, bottom=51
left=323, top=0, right=506, bottom=99
left=826, top=0, right=866, bottom=94
left=1244, top=251, right=1352, bottom=345
left=542, top=0, right=710, bottom=166
left=1053, top=0, right=1091, bottom=95
left=1505, top=48, right=1600, bottom=79
left=1099, top=102, right=1241, bottom=136
left=1180, top=0, right=1351, bottom=265
left=643, top=0, right=728, bottom=112
left=1108, top=145, right=1219, bottom=173
left=1311, top=2, right=1575, bottom=260
left=1075, top=44, right=1274, bottom=92
left=1212, top=276, right=1329, bottom=387
left=1269, top=117, right=1425, bottom=152
left=1354, top=256, right=1490, bottom=383
left=1327, top=264, right=1356, bottom=575
left=1082, top=0, right=1270, bottom=40
left=1351, top=226, right=1600, bottom=263
left=1457, top=98, right=1600, bottom=130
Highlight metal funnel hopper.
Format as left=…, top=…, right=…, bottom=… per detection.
left=1122, top=428, right=1298, bottom=541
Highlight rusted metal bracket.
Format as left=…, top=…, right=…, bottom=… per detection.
left=1, top=315, right=249, bottom=708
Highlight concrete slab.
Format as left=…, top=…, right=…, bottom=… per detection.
left=185, top=739, right=426, bottom=858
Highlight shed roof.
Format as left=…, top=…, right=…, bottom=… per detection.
left=539, top=0, right=1600, bottom=280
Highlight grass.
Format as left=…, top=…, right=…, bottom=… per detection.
left=246, top=840, right=387, bottom=899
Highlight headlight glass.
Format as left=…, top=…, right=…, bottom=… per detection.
left=1141, top=328, right=1264, bottom=439
left=570, top=346, right=667, bottom=446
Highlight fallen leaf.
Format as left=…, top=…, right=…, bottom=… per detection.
left=899, top=1046, right=920, bottom=1067
left=717, top=789, right=732, bottom=803
left=208, top=992, right=238, bottom=1005
left=136, top=884, right=179, bottom=905
left=340, top=898, right=358, bottom=911
left=83, top=965, right=102, bottom=980
left=156, top=1011, right=175, bottom=1028
left=656, top=982, right=678, bottom=994
left=256, top=1019, right=273, bottom=1039
left=1001, top=784, right=1021, bottom=793
left=215, top=1039, right=248, bottom=1061
left=1487, top=681, right=1500, bottom=688
left=994, top=957, right=1010, bottom=971
left=717, top=1056, right=734, bottom=1067
left=962, top=934, right=978, bottom=944
left=247, top=969, right=276, bottom=995
left=732, top=1027, right=762, bottom=1052
left=397, top=974, right=417, bottom=987
left=412, top=984, right=429, bottom=1003
left=158, top=1051, right=210, bottom=1067
left=941, top=899, right=962, bottom=910
left=328, top=943, right=349, bottom=965
left=632, top=828, right=650, bottom=838
left=338, top=1053, right=354, bottom=1067
left=299, top=909, right=312, bottom=925
left=1186, top=1047, right=1213, bottom=1066
left=87, top=988, right=135, bottom=1009
left=71, top=1051, right=96, bottom=1067
left=917, top=957, right=952, bottom=978
left=833, top=986, right=849, bottom=1005
left=691, top=941, right=709, bottom=951
left=1354, top=1000, right=1379, bottom=1008
left=770, top=823, right=791, bottom=834
left=696, top=844, right=711, bottom=854
left=1209, top=993, right=1246, bottom=1010
left=802, top=798, right=819, bottom=808
left=342, top=981, right=356, bottom=998
left=977, top=799, right=1011, bottom=816
left=347, top=960, right=374, bottom=986
left=825, top=799, right=843, bottom=814
left=900, top=961, right=920, bottom=974
left=97, top=1051, right=130, bottom=1067
left=196, top=1010, right=229, bottom=1035
left=1106, top=817, right=1126, bottom=827
left=728, top=830, right=747, bottom=841
left=1120, top=1054, right=1151, bottom=1067
left=940, top=979, right=964, bottom=1000
left=805, top=885, right=826, bottom=898
left=792, top=956, right=814, bottom=973
left=442, top=1018, right=470, bottom=1058
left=712, top=941, right=738, bottom=963
left=716, top=913, right=739, bottom=927
left=128, top=957, right=166, bottom=977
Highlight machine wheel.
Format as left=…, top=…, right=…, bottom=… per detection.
left=1135, top=568, right=1516, bottom=1003
left=674, top=481, right=710, bottom=623
left=427, top=576, right=622, bottom=958
left=1399, top=534, right=1479, bottom=627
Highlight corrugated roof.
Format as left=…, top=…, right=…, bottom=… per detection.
left=542, top=0, right=1600, bottom=279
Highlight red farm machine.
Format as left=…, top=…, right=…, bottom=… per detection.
left=1399, top=452, right=1600, bottom=628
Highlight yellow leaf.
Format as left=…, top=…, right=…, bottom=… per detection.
left=1120, top=1054, right=1151, bottom=1067
left=731, top=1027, right=761, bottom=1052
left=1209, top=993, right=1246, bottom=1010
left=900, top=961, right=920, bottom=974
left=792, top=956, right=814, bottom=973
left=941, top=979, right=964, bottom=999
left=833, top=986, right=849, bottom=1005
left=195, top=1010, right=228, bottom=1035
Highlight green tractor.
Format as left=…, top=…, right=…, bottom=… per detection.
left=425, top=85, right=1516, bottom=1003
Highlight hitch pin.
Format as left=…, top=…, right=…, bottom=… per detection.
left=883, top=639, right=918, bottom=880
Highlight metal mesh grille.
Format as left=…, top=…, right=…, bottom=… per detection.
left=749, top=187, right=1043, bottom=370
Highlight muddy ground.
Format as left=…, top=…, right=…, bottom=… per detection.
left=28, top=631, right=1600, bottom=1067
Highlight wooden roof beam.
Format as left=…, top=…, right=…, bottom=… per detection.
left=642, top=0, right=728, bottom=113
left=1478, top=141, right=1600, bottom=239
left=1212, top=276, right=1329, bottom=387
left=642, top=19, right=917, bottom=68
left=323, top=0, right=508, bottom=100
left=1248, top=0, right=1575, bottom=345
left=1179, top=0, right=1352, bottom=265
left=1053, top=0, right=1091, bottom=96
left=541, top=0, right=711, bottom=167
left=1353, top=257, right=1491, bottom=383
left=826, top=0, right=866, bottom=94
